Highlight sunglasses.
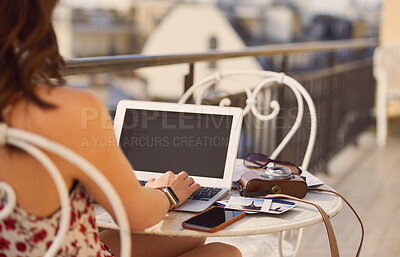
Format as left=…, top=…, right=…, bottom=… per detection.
left=243, top=152, right=302, bottom=176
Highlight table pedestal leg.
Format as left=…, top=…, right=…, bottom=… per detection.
left=278, top=228, right=303, bottom=257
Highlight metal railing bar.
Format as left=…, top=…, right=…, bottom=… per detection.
left=62, top=38, right=377, bottom=76
left=294, top=58, right=373, bottom=82
left=200, top=58, right=372, bottom=105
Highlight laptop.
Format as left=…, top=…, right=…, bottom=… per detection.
left=114, top=100, right=243, bottom=212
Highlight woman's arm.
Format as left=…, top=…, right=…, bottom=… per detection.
left=51, top=89, right=199, bottom=231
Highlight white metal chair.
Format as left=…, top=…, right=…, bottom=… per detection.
left=179, top=70, right=317, bottom=257
left=373, top=41, right=400, bottom=147
left=0, top=123, right=131, bottom=257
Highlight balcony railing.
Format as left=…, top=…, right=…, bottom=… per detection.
left=63, top=38, right=377, bottom=173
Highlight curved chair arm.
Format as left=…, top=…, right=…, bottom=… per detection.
left=0, top=123, right=131, bottom=257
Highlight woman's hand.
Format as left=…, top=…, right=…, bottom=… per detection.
left=145, top=171, right=200, bottom=205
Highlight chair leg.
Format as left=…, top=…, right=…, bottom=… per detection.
left=376, top=75, right=388, bottom=147
left=278, top=228, right=303, bottom=257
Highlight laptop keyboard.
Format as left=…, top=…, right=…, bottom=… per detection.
left=139, top=181, right=222, bottom=201
left=188, top=187, right=222, bottom=201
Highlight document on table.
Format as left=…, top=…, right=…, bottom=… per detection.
left=222, top=197, right=295, bottom=214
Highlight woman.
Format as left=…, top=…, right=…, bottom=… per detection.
left=0, top=1, right=241, bottom=256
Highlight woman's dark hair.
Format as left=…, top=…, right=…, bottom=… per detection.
left=0, top=0, right=65, bottom=122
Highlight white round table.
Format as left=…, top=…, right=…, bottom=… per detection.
left=95, top=184, right=342, bottom=238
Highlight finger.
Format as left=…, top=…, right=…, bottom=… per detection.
left=184, top=177, right=195, bottom=186
left=147, top=178, right=156, bottom=182
left=189, top=182, right=201, bottom=192
left=165, top=171, right=175, bottom=178
left=177, top=171, right=189, bottom=179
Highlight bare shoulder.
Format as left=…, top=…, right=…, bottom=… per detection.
left=36, top=85, right=102, bottom=111
left=39, top=85, right=111, bottom=136
left=11, top=85, right=112, bottom=152
left=35, top=85, right=107, bottom=126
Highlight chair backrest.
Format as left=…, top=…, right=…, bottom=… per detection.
left=373, top=41, right=400, bottom=91
left=178, top=71, right=317, bottom=170
left=0, top=123, right=131, bottom=257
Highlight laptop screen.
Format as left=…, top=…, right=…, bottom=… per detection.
left=119, top=109, right=233, bottom=179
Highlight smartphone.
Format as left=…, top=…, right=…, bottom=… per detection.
left=182, top=206, right=246, bottom=233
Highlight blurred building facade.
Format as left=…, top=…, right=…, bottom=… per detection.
left=53, top=4, right=140, bottom=58
left=140, top=3, right=263, bottom=99
left=53, top=0, right=382, bottom=103
left=55, top=0, right=382, bottom=57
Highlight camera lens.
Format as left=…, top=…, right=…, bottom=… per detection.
left=265, top=166, right=292, bottom=179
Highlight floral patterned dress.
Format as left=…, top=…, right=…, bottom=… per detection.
left=0, top=182, right=114, bottom=257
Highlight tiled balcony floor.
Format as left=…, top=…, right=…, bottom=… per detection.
left=298, top=117, right=400, bottom=257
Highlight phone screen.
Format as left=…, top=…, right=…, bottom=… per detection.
left=183, top=207, right=245, bottom=231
